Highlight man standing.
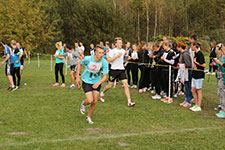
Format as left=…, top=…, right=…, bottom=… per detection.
left=190, top=42, right=206, bottom=112
left=1, top=38, right=16, bottom=91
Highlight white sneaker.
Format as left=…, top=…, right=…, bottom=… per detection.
left=86, top=117, right=94, bottom=124
left=128, top=100, right=135, bottom=107
left=80, top=101, right=85, bottom=115
left=100, top=96, right=105, bottom=103
left=191, top=106, right=202, bottom=112
left=173, top=94, right=177, bottom=98
left=211, top=72, right=215, bottom=75
left=152, top=94, right=161, bottom=100
left=70, top=84, right=75, bottom=89
left=133, top=85, right=137, bottom=88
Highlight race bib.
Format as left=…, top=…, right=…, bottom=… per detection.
left=87, top=61, right=102, bottom=73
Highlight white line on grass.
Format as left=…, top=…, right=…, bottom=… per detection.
left=0, top=127, right=224, bottom=147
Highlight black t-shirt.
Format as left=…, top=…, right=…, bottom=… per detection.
left=128, top=49, right=139, bottom=62
left=192, top=51, right=205, bottom=79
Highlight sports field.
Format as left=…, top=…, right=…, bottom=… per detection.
left=0, top=57, right=224, bottom=150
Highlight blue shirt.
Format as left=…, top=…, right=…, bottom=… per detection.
left=55, top=47, right=64, bottom=64
left=81, top=56, right=109, bottom=84
left=103, top=46, right=107, bottom=59
left=13, top=51, right=22, bottom=67
left=4, top=45, right=13, bottom=64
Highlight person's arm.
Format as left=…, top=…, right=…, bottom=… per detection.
left=76, top=61, right=82, bottom=88
left=15, top=54, right=22, bottom=64
left=92, top=74, right=107, bottom=89
left=1, top=54, right=10, bottom=64
left=108, top=53, right=122, bottom=63
left=24, top=49, right=28, bottom=59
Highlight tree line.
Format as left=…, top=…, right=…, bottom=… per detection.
left=0, top=0, right=224, bottom=54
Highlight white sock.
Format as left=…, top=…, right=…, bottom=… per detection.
left=101, top=92, right=104, bottom=96
left=71, top=84, right=75, bottom=86
left=128, top=99, right=131, bottom=103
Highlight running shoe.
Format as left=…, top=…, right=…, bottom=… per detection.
left=80, top=101, right=86, bottom=115
left=128, top=100, right=135, bottom=107
left=86, top=117, right=94, bottom=124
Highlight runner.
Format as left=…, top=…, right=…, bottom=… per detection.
left=76, top=45, right=109, bottom=124
left=100, top=37, right=135, bottom=106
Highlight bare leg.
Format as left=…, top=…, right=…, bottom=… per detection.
left=197, top=89, right=202, bottom=107
left=70, top=71, right=75, bottom=85
left=191, top=87, right=197, bottom=105
left=87, top=91, right=99, bottom=118
left=102, top=81, right=114, bottom=94
left=20, top=65, right=24, bottom=76
left=7, top=75, right=14, bottom=87
left=121, top=79, right=131, bottom=100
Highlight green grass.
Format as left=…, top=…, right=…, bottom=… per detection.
left=0, top=56, right=224, bottom=150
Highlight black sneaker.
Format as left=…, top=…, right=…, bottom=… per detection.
left=7, top=87, right=11, bottom=91
left=9, top=87, right=17, bottom=92
left=214, top=105, right=221, bottom=111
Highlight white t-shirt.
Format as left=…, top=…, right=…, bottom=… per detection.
left=79, top=46, right=85, bottom=53
left=108, top=48, right=125, bottom=70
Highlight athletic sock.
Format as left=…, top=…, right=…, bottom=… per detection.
left=101, top=92, right=104, bottom=96
left=128, top=99, right=131, bottom=103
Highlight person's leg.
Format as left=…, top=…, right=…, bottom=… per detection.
left=133, top=64, right=139, bottom=86
left=163, top=70, right=169, bottom=97
left=59, top=63, right=65, bottom=83
left=101, top=81, right=114, bottom=94
left=16, top=67, right=21, bottom=87
left=12, top=67, right=16, bottom=87
left=138, top=65, right=145, bottom=90
left=126, top=64, right=131, bottom=86
left=191, top=87, right=197, bottom=105
left=55, top=64, right=59, bottom=83
left=154, top=69, right=161, bottom=95
left=144, top=67, right=150, bottom=89
left=70, top=70, right=75, bottom=85
left=87, top=91, right=99, bottom=118
left=20, top=65, right=24, bottom=76
left=196, top=89, right=202, bottom=107
left=121, top=79, right=131, bottom=100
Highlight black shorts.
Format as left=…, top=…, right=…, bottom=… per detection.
left=108, top=69, right=127, bottom=82
left=21, top=57, right=24, bottom=66
left=82, top=82, right=102, bottom=93
left=5, top=64, right=14, bottom=76
left=70, top=65, right=77, bottom=71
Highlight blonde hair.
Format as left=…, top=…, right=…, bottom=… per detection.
left=55, top=41, right=62, bottom=50
left=215, top=46, right=224, bottom=59
left=11, top=40, right=16, bottom=45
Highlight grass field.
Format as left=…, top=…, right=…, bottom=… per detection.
left=0, top=56, right=225, bottom=150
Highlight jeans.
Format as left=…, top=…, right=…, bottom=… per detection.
left=184, top=70, right=193, bottom=104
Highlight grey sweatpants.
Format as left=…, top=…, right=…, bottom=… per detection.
left=217, top=78, right=225, bottom=111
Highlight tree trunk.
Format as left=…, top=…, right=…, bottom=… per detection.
left=154, top=4, right=158, bottom=37
left=138, top=8, right=140, bottom=42
left=146, top=2, right=149, bottom=43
